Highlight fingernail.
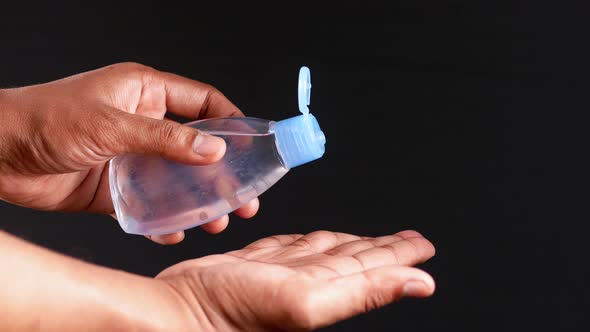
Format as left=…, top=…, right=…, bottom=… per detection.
left=193, top=133, right=224, bottom=156
left=402, top=280, right=428, bottom=297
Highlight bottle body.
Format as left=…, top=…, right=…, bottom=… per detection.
left=109, top=117, right=289, bottom=235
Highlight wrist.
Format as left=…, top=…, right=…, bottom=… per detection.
left=73, top=265, right=198, bottom=332
left=0, top=231, right=196, bottom=332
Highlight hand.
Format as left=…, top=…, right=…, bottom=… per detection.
left=157, top=230, right=436, bottom=331
left=0, top=62, right=259, bottom=244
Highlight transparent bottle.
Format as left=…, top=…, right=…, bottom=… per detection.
left=109, top=66, right=326, bottom=235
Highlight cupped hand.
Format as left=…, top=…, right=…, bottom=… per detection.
left=0, top=62, right=259, bottom=244
left=156, top=230, right=436, bottom=331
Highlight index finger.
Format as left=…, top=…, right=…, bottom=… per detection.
left=153, top=70, right=245, bottom=119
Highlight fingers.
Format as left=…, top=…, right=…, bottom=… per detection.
left=146, top=215, right=230, bottom=244
left=339, top=265, right=435, bottom=301
left=200, top=199, right=257, bottom=238
left=291, top=231, right=434, bottom=279
left=197, top=198, right=259, bottom=236
left=146, top=231, right=185, bottom=245
left=245, top=234, right=305, bottom=249
left=325, top=230, right=436, bottom=266
left=200, top=215, right=229, bottom=234
left=101, top=109, right=226, bottom=165
left=289, top=231, right=364, bottom=253
left=150, top=70, right=244, bottom=120
left=347, top=237, right=434, bottom=270
left=234, top=199, right=259, bottom=219
left=300, top=265, right=435, bottom=330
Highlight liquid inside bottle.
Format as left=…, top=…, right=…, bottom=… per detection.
left=110, top=66, right=325, bottom=236
left=109, top=117, right=289, bottom=235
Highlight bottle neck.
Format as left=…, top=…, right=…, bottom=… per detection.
left=272, top=114, right=326, bottom=169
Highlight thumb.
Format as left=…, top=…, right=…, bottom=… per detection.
left=299, top=266, right=435, bottom=330
left=101, top=109, right=226, bottom=164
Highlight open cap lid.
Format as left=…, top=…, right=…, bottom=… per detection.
left=298, top=66, right=311, bottom=114
left=273, top=66, right=326, bottom=169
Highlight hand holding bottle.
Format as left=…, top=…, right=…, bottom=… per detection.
left=0, top=62, right=259, bottom=244
left=110, top=66, right=326, bottom=236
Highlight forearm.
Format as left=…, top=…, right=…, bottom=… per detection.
left=0, top=231, right=194, bottom=331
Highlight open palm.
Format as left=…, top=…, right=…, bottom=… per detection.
left=157, top=230, right=436, bottom=331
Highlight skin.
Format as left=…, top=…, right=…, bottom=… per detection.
left=0, top=63, right=437, bottom=331
left=0, top=62, right=259, bottom=244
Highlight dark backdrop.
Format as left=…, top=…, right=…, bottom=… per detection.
left=1, top=1, right=587, bottom=331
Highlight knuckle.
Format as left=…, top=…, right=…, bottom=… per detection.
left=155, top=121, right=183, bottom=146
left=208, top=86, right=223, bottom=97
left=109, top=62, right=155, bottom=75
left=364, top=291, right=387, bottom=313
left=93, top=110, right=125, bottom=153
left=311, top=230, right=333, bottom=238
left=202, top=86, right=223, bottom=105
left=397, top=230, right=423, bottom=239
left=200, top=82, right=217, bottom=93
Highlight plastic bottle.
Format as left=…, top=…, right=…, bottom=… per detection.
left=109, top=66, right=326, bottom=235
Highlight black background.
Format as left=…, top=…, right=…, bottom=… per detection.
left=1, top=1, right=588, bottom=331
